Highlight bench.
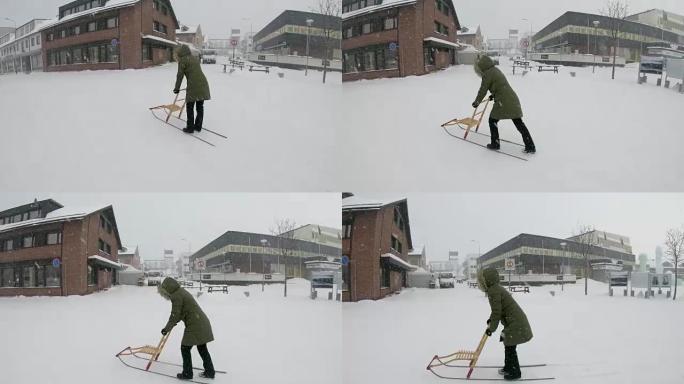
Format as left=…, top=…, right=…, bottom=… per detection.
left=467, top=282, right=479, bottom=289
left=207, top=285, right=228, bottom=294
left=509, top=286, right=530, bottom=293
left=537, top=65, right=559, bottom=73
left=513, top=60, right=530, bottom=67
left=512, top=64, right=531, bottom=75
left=249, top=65, right=270, bottom=73
left=223, top=63, right=244, bottom=73
left=180, top=281, right=194, bottom=287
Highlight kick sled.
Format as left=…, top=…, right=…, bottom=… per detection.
left=149, top=89, right=228, bottom=147
left=426, top=332, right=554, bottom=381
left=440, top=97, right=529, bottom=162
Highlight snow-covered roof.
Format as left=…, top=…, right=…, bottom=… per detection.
left=342, top=195, right=406, bottom=211
left=177, top=25, right=199, bottom=34
left=0, top=205, right=110, bottom=234
left=459, top=44, right=480, bottom=53
left=381, top=253, right=418, bottom=271
left=142, top=34, right=178, bottom=46
left=119, top=263, right=142, bottom=273
left=88, top=255, right=123, bottom=269
left=424, top=36, right=461, bottom=49
left=39, top=0, right=140, bottom=32
left=342, top=0, right=417, bottom=20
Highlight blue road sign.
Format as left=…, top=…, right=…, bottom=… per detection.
left=341, top=255, right=350, bottom=266
left=111, top=38, right=119, bottom=47
left=52, top=258, right=61, bottom=268
left=389, top=42, right=398, bottom=51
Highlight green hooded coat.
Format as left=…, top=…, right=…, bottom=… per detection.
left=174, top=45, right=211, bottom=103
left=158, top=277, right=214, bottom=346
left=478, top=268, right=533, bottom=347
left=473, top=56, right=523, bottom=120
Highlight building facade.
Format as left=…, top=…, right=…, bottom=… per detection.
left=191, top=231, right=341, bottom=279
left=283, top=224, right=342, bottom=249
left=253, top=10, right=342, bottom=62
left=41, top=0, right=179, bottom=72
left=0, top=199, right=122, bottom=297
left=176, top=24, right=203, bottom=48
left=342, top=196, right=416, bottom=302
left=626, top=9, right=684, bottom=37
left=342, top=0, right=461, bottom=81
left=408, top=245, right=427, bottom=269
left=0, top=19, right=50, bottom=74
left=533, top=11, right=684, bottom=62
left=117, top=245, right=141, bottom=269
left=478, top=233, right=636, bottom=278
left=458, top=25, right=483, bottom=50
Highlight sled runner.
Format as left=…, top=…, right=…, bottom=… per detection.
left=149, top=89, right=228, bottom=147
left=427, top=332, right=489, bottom=379
left=116, top=331, right=172, bottom=371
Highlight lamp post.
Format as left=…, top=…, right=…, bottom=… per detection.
left=181, top=238, right=191, bottom=278
left=260, top=239, right=268, bottom=292
left=593, top=20, right=600, bottom=73
left=305, top=19, right=314, bottom=76
left=560, top=242, right=567, bottom=291
left=242, top=18, right=253, bottom=55
left=522, top=18, right=532, bottom=59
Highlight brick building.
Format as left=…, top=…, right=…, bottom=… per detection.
left=342, top=0, right=461, bottom=81
left=176, top=24, right=204, bottom=49
left=342, top=195, right=416, bottom=302
left=458, top=25, right=483, bottom=50
left=41, top=0, right=179, bottom=72
left=118, top=245, right=141, bottom=269
left=0, top=199, right=123, bottom=297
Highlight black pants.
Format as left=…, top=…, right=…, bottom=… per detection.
left=186, top=100, right=204, bottom=130
left=488, top=118, right=535, bottom=149
left=504, top=345, right=521, bottom=376
left=180, top=344, right=215, bottom=377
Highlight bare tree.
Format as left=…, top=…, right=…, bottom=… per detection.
left=601, top=0, right=629, bottom=80
left=313, top=0, right=341, bottom=84
left=574, top=225, right=598, bottom=295
left=664, top=227, right=684, bottom=300
left=270, top=218, right=298, bottom=297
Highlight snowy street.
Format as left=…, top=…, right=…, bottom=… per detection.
left=1, top=279, right=341, bottom=384
left=343, top=280, right=684, bottom=384
left=338, top=60, right=684, bottom=191
left=0, top=62, right=340, bottom=191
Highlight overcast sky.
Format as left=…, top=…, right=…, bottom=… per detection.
left=453, top=0, right=684, bottom=38
left=350, top=194, right=684, bottom=264
left=0, top=193, right=341, bottom=261
left=0, top=0, right=323, bottom=38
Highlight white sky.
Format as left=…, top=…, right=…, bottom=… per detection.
left=0, top=193, right=341, bottom=261
left=0, top=0, right=324, bottom=38
left=452, top=0, right=684, bottom=38
left=350, top=194, right=684, bottom=264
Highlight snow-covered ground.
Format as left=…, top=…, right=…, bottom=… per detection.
left=343, top=279, right=684, bottom=384
left=0, top=61, right=340, bottom=191
left=338, top=59, right=684, bottom=191
left=0, top=279, right=341, bottom=384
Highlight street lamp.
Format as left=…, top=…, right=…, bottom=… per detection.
left=560, top=242, right=567, bottom=291
left=522, top=18, right=532, bottom=59
left=242, top=18, right=253, bottom=55
left=260, top=239, right=268, bottom=292
left=593, top=20, right=600, bottom=73
left=305, top=19, right=314, bottom=76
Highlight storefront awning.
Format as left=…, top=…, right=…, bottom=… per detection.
left=424, top=37, right=462, bottom=49
left=141, top=34, right=178, bottom=47
left=381, top=253, right=417, bottom=271
left=88, top=255, right=123, bottom=270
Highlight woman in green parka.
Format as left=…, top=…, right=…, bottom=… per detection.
left=158, top=277, right=215, bottom=380
left=173, top=44, right=211, bottom=134
left=478, top=268, right=533, bottom=381
left=472, top=56, right=536, bottom=153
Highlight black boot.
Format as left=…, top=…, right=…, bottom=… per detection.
left=197, top=344, right=215, bottom=379
left=183, top=125, right=195, bottom=134
left=488, top=118, right=501, bottom=150
left=200, top=372, right=215, bottom=379
left=513, top=119, right=535, bottom=154
left=504, top=345, right=521, bottom=380
left=176, top=372, right=193, bottom=380
left=194, top=100, right=204, bottom=132
left=179, top=345, right=194, bottom=379
left=487, top=141, right=501, bottom=150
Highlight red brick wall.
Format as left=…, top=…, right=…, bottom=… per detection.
left=141, top=0, right=177, bottom=68
left=62, top=220, right=88, bottom=295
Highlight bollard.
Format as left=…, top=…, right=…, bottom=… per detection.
left=624, top=289, right=627, bottom=296
left=328, top=291, right=333, bottom=300
left=310, top=290, right=317, bottom=300
left=631, top=289, right=634, bottom=297
left=659, top=288, right=662, bottom=295
left=657, top=78, right=662, bottom=86
left=609, top=288, right=613, bottom=296
left=667, top=290, right=671, bottom=298
left=336, top=292, right=341, bottom=301
left=243, top=291, right=250, bottom=298
left=570, top=72, right=576, bottom=77
left=665, top=80, right=670, bottom=89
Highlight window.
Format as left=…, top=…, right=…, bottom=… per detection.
left=88, top=264, right=97, bottom=286
left=100, top=216, right=105, bottom=229
left=435, top=0, right=450, bottom=16
left=106, top=221, right=112, bottom=234
left=73, top=47, right=83, bottom=64
left=107, top=44, right=119, bottom=62
left=162, top=5, right=168, bottom=16
left=89, top=46, right=100, bottom=63
left=391, top=235, right=402, bottom=253
left=23, top=266, right=36, bottom=287
left=61, top=30, right=66, bottom=38
left=4, top=239, right=14, bottom=251
left=380, top=263, right=390, bottom=288
left=343, top=223, right=352, bottom=238
left=153, top=21, right=161, bottom=32
left=143, top=44, right=153, bottom=61
left=23, top=235, right=34, bottom=248
left=1, top=268, right=15, bottom=287
left=105, top=243, right=112, bottom=254
left=384, top=17, right=397, bottom=30
left=12, top=214, right=21, bottom=223
left=435, top=22, right=449, bottom=36
left=98, top=239, right=106, bottom=252
left=29, top=210, right=40, bottom=219
left=88, top=22, right=96, bottom=32
left=107, top=17, right=118, bottom=29
left=45, top=264, right=61, bottom=287
left=48, top=33, right=54, bottom=41
left=47, top=232, right=62, bottom=245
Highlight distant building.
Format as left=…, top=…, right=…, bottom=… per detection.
left=566, top=230, right=633, bottom=254
left=0, top=19, right=50, bottom=74
left=206, top=38, right=232, bottom=56
left=118, top=245, right=141, bottom=269
left=176, top=24, right=204, bottom=48
left=461, top=254, right=479, bottom=280
left=533, top=11, right=684, bottom=62
left=428, top=260, right=456, bottom=272
left=190, top=231, right=341, bottom=278
left=41, top=0, right=180, bottom=72
left=0, top=199, right=122, bottom=296
left=408, top=245, right=427, bottom=269
left=626, top=9, right=684, bottom=37
left=478, top=233, right=636, bottom=278
left=458, top=25, right=483, bottom=50
left=283, top=224, right=342, bottom=249
left=342, top=195, right=416, bottom=302
left=342, top=0, right=462, bottom=81
left=254, top=10, right=341, bottom=61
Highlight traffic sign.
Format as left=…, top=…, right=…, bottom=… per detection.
left=52, top=258, right=61, bottom=268
left=341, top=255, right=350, bottom=266
left=230, top=39, right=239, bottom=47
left=389, top=42, right=398, bottom=51
left=194, top=259, right=206, bottom=271
left=111, top=38, right=119, bottom=47
left=504, top=257, right=515, bottom=271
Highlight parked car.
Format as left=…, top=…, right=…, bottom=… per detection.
left=439, top=272, right=456, bottom=288
left=202, top=49, right=217, bottom=64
